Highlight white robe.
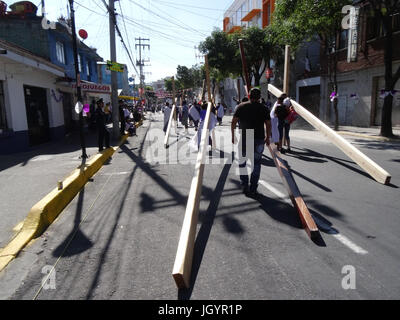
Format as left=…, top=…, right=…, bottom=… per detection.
left=270, top=102, right=279, bottom=143
left=189, top=106, right=200, bottom=121
left=163, top=106, right=172, bottom=128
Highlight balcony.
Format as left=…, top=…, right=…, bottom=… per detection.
left=227, top=25, right=242, bottom=33
left=241, top=9, right=261, bottom=22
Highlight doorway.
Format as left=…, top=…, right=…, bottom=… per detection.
left=24, top=85, right=50, bottom=146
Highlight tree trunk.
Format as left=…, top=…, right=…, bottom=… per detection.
left=380, top=14, right=394, bottom=137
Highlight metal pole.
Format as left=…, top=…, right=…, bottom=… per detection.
left=68, top=0, right=87, bottom=159
left=109, top=0, right=120, bottom=139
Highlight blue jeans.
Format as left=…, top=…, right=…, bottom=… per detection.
left=239, top=138, right=265, bottom=192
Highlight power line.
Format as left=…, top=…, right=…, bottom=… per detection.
left=127, top=0, right=208, bottom=37
left=99, top=0, right=140, bottom=77
left=152, top=0, right=261, bottom=14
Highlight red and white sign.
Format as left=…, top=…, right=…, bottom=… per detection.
left=72, top=83, right=111, bottom=94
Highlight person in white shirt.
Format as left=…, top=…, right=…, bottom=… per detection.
left=163, top=102, right=172, bottom=133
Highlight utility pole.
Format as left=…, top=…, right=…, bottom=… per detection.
left=135, top=37, right=150, bottom=114
left=68, top=0, right=87, bottom=159
left=109, top=0, right=120, bottom=139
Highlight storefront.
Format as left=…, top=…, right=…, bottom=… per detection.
left=0, top=40, right=65, bottom=154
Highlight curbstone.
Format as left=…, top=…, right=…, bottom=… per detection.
left=0, top=133, right=131, bottom=272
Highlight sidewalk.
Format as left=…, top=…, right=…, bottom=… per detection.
left=335, top=125, right=400, bottom=142
left=0, top=126, right=122, bottom=249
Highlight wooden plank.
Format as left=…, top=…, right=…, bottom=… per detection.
left=267, top=144, right=319, bottom=239
left=172, top=103, right=212, bottom=289
left=163, top=102, right=176, bottom=148
left=172, top=55, right=214, bottom=289
left=238, top=39, right=251, bottom=94
left=283, top=45, right=290, bottom=94
left=268, top=84, right=391, bottom=185
left=164, top=76, right=177, bottom=148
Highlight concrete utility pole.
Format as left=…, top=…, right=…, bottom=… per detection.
left=109, top=0, right=120, bottom=139
left=68, top=0, right=87, bottom=159
left=135, top=37, right=150, bottom=113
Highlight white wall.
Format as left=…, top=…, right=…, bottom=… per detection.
left=1, top=61, right=64, bottom=131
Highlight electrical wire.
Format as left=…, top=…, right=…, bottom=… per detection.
left=127, top=0, right=208, bottom=37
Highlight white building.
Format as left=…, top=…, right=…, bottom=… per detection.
left=0, top=40, right=65, bottom=153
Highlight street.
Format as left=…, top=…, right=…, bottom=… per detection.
left=1, top=113, right=399, bottom=300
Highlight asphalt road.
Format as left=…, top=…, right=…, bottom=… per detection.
left=1, top=113, right=399, bottom=300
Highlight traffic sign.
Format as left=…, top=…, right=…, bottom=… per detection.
left=106, top=60, right=124, bottom=73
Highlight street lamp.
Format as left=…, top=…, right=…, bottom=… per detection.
left=68, top=0, right=87, bottom=159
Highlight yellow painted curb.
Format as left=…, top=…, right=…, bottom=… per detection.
left=0, top=134, right=130, bottom=272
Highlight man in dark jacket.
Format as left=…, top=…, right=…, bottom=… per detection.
left=96, top=99, right=110, bottom=152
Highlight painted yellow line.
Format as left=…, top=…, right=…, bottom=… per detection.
left=0, top=133, right=130, bottom=273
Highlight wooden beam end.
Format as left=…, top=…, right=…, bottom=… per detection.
left=172, top=273, right=189, bottom=289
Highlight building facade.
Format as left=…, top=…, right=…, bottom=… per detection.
left=0, top=39, right=65, bottom=153
left=320, top=1, right=400, bottom=127
left=0, top=2, right=110, bottom=153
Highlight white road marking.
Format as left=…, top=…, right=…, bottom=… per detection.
left=259, top=179, right=288, bottom=200
left=102, top=171, right=129, bottom=176
left=333, top=234, right=368, bottom=255
left=259, top=180, right=369, bottom=255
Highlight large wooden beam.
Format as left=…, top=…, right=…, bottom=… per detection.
left=268, top=84, right=391, bottom=185
left=163, top=103, right=176, bottom=148
left=283, top=45, right=290, bottom=94
left=238, top=39, right=251, bottom=95
left=164, top=76, right=177, bottom=148
left=172, top=103, right=212, bottom=289
left=267, top=145, right=319, bottom=239
left=172, top=55, right=214, bottom=289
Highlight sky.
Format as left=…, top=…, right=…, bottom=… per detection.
left=3, top=0, right=233, bottom=85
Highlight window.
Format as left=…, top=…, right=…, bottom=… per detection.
left=56, top=41, right=65, bottom=64
left=257, top=13, right=262, bottom=28
left=236, top=9, right=241, bottom=24
left=392, top=12, right=400, bottom=32
left=86, top=61, right=90, bottom=76
left=0, top=81, right=8, bottom=131
left=339, top=29, right=348, bottom=49
left=78, top=54, right=82, bottom=73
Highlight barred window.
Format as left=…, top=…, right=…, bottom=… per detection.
left=56, top=41, right=66, bottom=64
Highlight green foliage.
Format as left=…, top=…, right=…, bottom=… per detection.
left=176, top=64, right=205, bottom=89
left=271, top=0, right=353, bottom=49
left=199, top=27, right=278, bottom=85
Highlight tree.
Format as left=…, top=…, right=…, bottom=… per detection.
left=231, top=26, right=277, bottom=86
left=369, top=0, right=400, bottom=137
left=271, top=0, right=352, bottom=130
left=199, top=27, right=277, bottom=107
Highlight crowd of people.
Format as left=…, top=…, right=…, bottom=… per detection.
left=83, top=98, right=143, bottom=152
left=162, top=99, right=227, bottom=151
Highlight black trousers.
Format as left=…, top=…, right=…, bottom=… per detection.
left=98, top=127, right=110, bottom=150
